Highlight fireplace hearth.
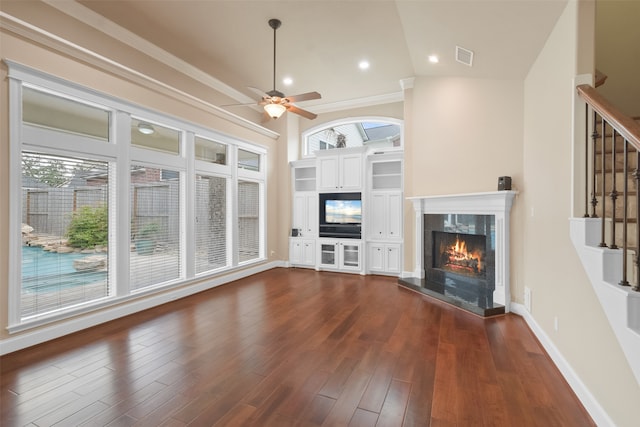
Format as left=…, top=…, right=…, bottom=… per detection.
left=399, top=191, right=516, bottom=317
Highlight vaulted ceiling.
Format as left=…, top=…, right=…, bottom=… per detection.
left=48, top=0, right=568, bottom=114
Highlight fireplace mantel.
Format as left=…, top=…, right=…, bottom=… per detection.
left=408, top=191, right=517, bottom=312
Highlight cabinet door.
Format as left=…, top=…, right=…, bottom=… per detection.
left=387, top=193, right=402, bottom=239
left=306, top=194, right=318, bottom=235
left=368, top=244, right=385, bottom=271
left=292, top=194, right=306, bottom=232
left=340, top=154, right=362, bottom=190
left=340, top=241, right=361, bottom=270
left=386, top=244, right=401, bottom=273
left=302, top=241, right=316, bottom=265
left=319, top=241, right=338, bottom=267
left=290, top=240, right=303, bottom=265
left=293, top=193, right=318, bottom=236
left=370, top=194, right=387, bottom=238
left=318, top=157, right=339, bottom=190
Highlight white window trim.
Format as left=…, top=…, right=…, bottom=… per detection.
left=7, top=62, right=269, bottom=333
left=301, top=116, right=404, bottom=158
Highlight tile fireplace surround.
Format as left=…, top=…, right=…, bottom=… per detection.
left=400, top=191, right=517, bottom=316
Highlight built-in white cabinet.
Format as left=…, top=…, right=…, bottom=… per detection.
left=371, top=158, right=402, bottom=190
left=293, top=162, right=316, bottom=192
left=369, top=192, right=402, bottom=240
left=318, top=239, right=362, bottom=272
left=290, top=148, right=403, bottom=276
left=317, top=147, right=364, bottom=191
left=290, top=160, right=318, bottom=268
left=366, top=152, right=403, bottom=275
left=368, top=243, right=401, bottom=275
left=290, top=238, right=316, bottom=267
left=292, top=193, right=317, bottom=237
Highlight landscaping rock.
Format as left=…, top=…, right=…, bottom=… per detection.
left=73, top=255, right=107, bottom=272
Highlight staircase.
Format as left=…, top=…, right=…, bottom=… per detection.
left=573, top=84, right=640, bottom=384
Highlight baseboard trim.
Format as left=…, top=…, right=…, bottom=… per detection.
left=0, top=261, right=284, bottom=356
left=510, top=302, right=614, bottom=427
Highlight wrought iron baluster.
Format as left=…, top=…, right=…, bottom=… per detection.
left=599, top=119, right=607, bottom=247
left=584, top=107, right=590, bottom=217
left=635, top=149, right=640, bottom=292
left=590, top=111, right=599, bottom=218
left=620, top=139, right=629, bottom=286
left=609, top=130, right=618, bottom=249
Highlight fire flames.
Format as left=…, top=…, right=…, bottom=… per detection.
left=441, top=235, right=484, bottom=275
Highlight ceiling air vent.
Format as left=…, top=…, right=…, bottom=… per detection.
left=456, top=46, right=474, bottom=67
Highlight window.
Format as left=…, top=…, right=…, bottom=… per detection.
left=238, top=148, right=260, bottom=172
left=131, top=118, right=181, bottom=154
left=130, top=165, right=181, bottom=290
left=9, top=65, right=267, bottom=330
left=303, top=118, right=402, bottom=156
left=237, top=180, right=260, bottom=262
left=22, top=86, right=110, bottom=142
left=195, top=174, right=228, bottom=273
left=195, top=136, right=227, bottom=165
left=21, top=152, right=110, bottom=319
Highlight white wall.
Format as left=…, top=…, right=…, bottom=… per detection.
left=523, top=1, right=639, bottom=425
left=596, top=0, right=640, bottom=117
left=402, top=76, right=525, bottom=302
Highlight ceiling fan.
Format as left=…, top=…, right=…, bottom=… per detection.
left=249, top=18, right=321, bottom=120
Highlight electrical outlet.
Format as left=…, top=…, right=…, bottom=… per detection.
left=270, top=250, right=275, bottom=256
left=554, top=316, right=559, bottom=332
left=524, top=286, right=532, bottom=312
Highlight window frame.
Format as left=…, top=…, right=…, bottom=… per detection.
left=301, top=116, right=403, bottom=158
left=7, top=62, right=268, bottom=333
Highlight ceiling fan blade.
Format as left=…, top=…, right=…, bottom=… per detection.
left=220, top=101, right=259, bottom=107
left=248, top=86, right=270, bottom=99
left=285, top=91, right=321, bottom=103
left=286, top=104, right=318, bottom=120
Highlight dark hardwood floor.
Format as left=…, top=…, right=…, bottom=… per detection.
left=1, top=268, right=594, bottom=426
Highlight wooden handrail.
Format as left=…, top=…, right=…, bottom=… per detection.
left=577, top=84, right=640, bottom=151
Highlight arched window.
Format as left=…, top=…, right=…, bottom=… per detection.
left=303, top=117, right=402, bottom=157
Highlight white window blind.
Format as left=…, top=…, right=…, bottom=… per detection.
left=237, top=180, right=260, bottom=262
left=195, top=174, right=228, bottom=273
left=21, top=152, right=110, bottom=319
left=130, top=165, right=181, bottom=290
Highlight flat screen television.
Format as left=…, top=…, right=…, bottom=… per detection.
left=319, top=193, right=362, bottom=238
left=325, top=199, right=362, bottom=224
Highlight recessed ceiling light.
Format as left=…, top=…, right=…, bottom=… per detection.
left=283, top=76, right=293, bottom=86
left=358, top=60, right=370, bottom=70
left=428, top=55, right=439, bottom=64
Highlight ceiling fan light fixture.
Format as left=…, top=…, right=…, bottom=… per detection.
left=264, top=103, right=287, bottom=119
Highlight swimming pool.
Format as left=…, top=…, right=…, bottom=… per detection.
left=22, top=246, right=107, bottom=292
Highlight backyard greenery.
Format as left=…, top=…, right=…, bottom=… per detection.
left=66, top=205, right=108, bottom=248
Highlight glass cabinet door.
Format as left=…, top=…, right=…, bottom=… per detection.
left=320, top=242, right=337, bottom=266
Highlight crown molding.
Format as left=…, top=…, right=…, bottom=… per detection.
left=0, top=12, right=279, bottom=139
left=310, top=91, right=404, bottom=114
left=42, top=0, right=255, bottom=105
left=399, top=77, right=415, bottom=90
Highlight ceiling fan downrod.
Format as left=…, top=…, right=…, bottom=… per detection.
left=268, top=18, right=283, bottom=98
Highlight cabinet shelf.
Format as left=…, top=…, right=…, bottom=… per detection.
left=371, top=160, right=402, bottom=190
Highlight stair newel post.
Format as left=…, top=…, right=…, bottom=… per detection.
left=609, top=130, right=618, bottom=249
left=599, top=119, right=607, bottom=248
left=634, top=148, right=640, bottom=291
left=590, top=110, right=600, bottom=218
left=620, top=139, right=630, bottom=286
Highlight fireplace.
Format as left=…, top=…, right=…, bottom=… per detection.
left=433, top=231, right=486, bottom=277
left=399, top=191, right=516, bottom=316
